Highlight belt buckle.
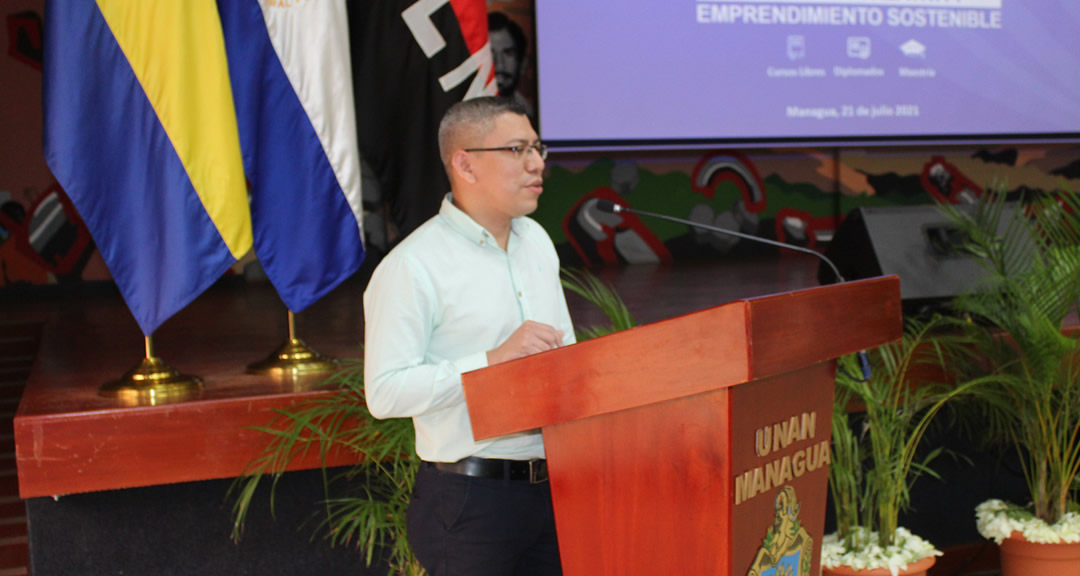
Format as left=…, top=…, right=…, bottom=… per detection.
left=528, top=459, right=547, bottom=484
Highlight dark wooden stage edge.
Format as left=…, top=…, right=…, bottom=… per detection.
left=12, top=275, right=366, bottom=499
left=12, top=255, right=823, bottom=499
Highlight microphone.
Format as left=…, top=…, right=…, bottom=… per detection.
left=593, top=199, right=845, bottom=283
left=593, top=199, right=871, bottom=381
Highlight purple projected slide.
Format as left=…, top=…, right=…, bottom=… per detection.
left=536, top=0, right=1080, bottom=146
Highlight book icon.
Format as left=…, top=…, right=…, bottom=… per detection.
left=787, top=35, right=805, bottom=60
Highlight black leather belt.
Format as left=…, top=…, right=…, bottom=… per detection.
left=430, top=457, right=548, bottom=484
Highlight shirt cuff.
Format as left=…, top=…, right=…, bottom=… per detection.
left=455, top=351, right=490, bottom=375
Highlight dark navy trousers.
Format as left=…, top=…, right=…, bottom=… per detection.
left=407, top=462, right=562, bottom=576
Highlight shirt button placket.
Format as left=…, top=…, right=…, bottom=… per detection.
left=509, top=259, right=531, bottom=321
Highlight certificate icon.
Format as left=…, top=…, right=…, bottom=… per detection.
left=847, top=37, right=871, bottom=59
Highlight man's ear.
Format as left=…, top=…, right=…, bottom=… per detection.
left=451, top=150, right=478, bottom=184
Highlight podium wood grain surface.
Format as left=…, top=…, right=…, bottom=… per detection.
left=463, top=276, right=901, bottom=576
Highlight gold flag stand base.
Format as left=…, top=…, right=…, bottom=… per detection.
left=100, top=337, right=203, bottom=405
left=246, top=310, right=338, bottom=377
left=246, top=337, right=339, bottom=376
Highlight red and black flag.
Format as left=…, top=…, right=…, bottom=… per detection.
left=348, top=0, right=495, bottom=243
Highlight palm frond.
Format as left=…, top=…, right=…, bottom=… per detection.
left=560, top=267, right=636, bottom=339
left=940, top=184, right=1080, bottom=524
left=228, top=358, right=422, bottom=575
left=830, top=315, right=984, bottom=548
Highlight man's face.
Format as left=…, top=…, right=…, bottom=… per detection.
left=490, top=29, right=522, bottom=97
left=468, top=112, right=544, bottom=220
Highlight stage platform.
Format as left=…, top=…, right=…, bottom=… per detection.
left=9, top=255, right=823, bottom=499
left=2, top=254, right=1011, bottom=574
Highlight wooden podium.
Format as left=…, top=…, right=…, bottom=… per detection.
left=463, top=276, right=901, bottom=576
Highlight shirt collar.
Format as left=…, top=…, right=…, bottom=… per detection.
left=439, top=193, right=524, bottom=247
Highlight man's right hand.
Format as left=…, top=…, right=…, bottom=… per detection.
left=487, top=320, right=564, bottom=366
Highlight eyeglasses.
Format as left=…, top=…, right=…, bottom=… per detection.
left=464, top=143, right=548, bottom=161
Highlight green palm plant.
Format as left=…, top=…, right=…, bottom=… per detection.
left=229, top=267, right=635, bottom=575
left=827, top=317, right=986, bottom=564
left=940, top=187, right=1080, bottom=529
left=228, top=360, right=423, bottom=575
left=560, top=267, right=636, bottom=340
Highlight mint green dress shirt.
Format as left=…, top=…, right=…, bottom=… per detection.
left=363, top=194, right=576, bottom=463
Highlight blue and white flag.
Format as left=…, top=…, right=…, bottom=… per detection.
left=219, top=0, right=365, bottom=313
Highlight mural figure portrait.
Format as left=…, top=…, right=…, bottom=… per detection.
left=488, top=12, right=534, bottom=119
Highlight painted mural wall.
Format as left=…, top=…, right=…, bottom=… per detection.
left=535, top=146, right=1080, bottom=267
left=2, top=1, right=1079, bottom=288
left=1, top=1, right=111, bottom=287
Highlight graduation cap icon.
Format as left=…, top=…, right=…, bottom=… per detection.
left=900, top=40, right=926, bottom=58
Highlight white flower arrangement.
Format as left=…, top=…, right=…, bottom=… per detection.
left=975, top=499, right=1080, bottom=545
left=821, top=527, right=941, bottom=576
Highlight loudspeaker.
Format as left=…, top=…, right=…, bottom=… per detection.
left=820, top=203, right=1021, bottom=310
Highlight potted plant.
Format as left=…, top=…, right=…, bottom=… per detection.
left=823, top=317, right=985, bottom=576
left=229, top=268, right=635, bottom=575
left=940, top=188, right=1080, bottom=573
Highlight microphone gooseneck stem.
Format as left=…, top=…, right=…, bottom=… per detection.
left=614, top=205, right=846, bottom=284
left=609, top=202, right=869, bottom=380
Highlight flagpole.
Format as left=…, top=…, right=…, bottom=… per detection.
left=99, top=335, right=203, bottom=405
left=246, top=309, right=338, bottom=377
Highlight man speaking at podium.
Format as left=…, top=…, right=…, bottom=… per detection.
left=364, top=97, right=575, bottom=576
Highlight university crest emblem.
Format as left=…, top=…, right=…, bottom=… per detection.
left=747, top=486, right=813, bottom=576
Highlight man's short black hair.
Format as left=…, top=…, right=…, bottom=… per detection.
left=487, top=12, right=527, bottom=59
left=438, top=96, right=530, bottom=175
